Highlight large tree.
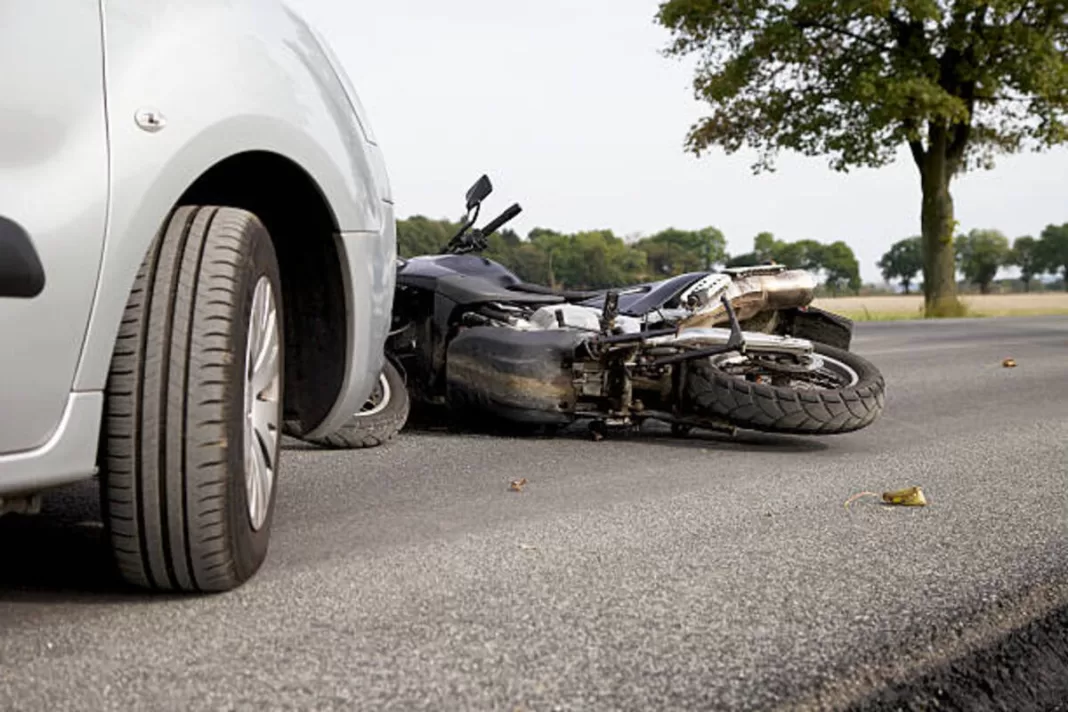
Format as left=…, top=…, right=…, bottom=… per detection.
left=956, top=228, right=1011, bottom=293
left=656, top=0, right=1068, bottom=316
left=877, top=236, right=924, bottom=293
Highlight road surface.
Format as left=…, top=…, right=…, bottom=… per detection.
left=2, top=316, right=1066, bottom=711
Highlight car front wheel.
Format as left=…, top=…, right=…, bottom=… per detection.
left=101, top=205, right=284, bottom=593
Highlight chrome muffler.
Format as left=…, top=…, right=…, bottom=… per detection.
left=676, top=268, right=817, bottom=329
left=644, top=327, right=814, bottom=357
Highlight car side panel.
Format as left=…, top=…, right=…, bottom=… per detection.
left=0, top=2, right=109, bottom=453
left=309, top=209, right=397, bottom=440
left=74, top=0, right=395, bottom=428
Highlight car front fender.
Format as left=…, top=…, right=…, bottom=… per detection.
left=75, top=0, right=395, bottom=421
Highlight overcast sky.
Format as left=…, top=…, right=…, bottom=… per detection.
left=289, top=0, right=1068, bottom=283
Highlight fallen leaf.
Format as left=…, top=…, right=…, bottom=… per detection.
left=510, top=478, right=528, bottom=492
left=844, top=486, right=928, bottom=508
left=882, top=485, right=928, bottom=507
left=1002, top=358, right=1017, bottom=368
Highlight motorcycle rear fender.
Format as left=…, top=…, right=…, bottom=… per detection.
left=776, top=306, right=854, bottom=351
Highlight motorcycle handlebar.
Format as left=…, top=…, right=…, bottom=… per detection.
left=480, top=203, right=522, bottom=237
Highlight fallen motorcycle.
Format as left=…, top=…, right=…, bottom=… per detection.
left=312, top=175, right=885, bottom=446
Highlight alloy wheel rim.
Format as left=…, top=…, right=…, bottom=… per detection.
left=244, top=276, right=280, bottom=532
left=356, top=372, right=392, bottom=417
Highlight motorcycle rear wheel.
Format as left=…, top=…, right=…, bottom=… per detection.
left=682, top=342, right=885, bottom=435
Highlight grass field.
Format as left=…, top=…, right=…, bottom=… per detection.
left=811, top=292, right=1068, bottom=321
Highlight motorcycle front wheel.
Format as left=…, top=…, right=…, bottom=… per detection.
left=305, top=359, right=411, bottom=449
left=681, top=342, right=885, bottom=435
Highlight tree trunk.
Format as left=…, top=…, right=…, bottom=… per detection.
left=903, top=281, right=911, bottom=295
left=1023, top=277, right=1031, bottom=293
left=979, top=280, right=990, bottom=295
left=919, top=149, right=961, bottom=317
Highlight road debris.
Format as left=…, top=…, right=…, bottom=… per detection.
left=882, top=485, right=927, bottom=506
left=509, top=478, right=528, bottom=492
left=1002, top=358, right=1017, bottom=368
left=844, top=485, right=928, bottom=509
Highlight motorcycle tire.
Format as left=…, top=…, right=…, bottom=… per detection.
left=305, top=360, right=410, bottom=449
left=682, top=342, right=885, bottom=435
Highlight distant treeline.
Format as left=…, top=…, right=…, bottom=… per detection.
left=398, top=216, right=1068, bottom=295
left=878, top=224, right=1068, bottom=294
left=397, top=218, right=862, bottom=294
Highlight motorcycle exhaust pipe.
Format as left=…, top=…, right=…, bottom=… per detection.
left=644, top=327, right=814, bottom=357
left=677, top=269, right=817, bottom=330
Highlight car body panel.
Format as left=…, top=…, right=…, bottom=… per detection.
left=1, top=0, right=395, bottom=490
left=0, top=393, right=104, bottom=496
left=0, top=2, right=110, bottom=453
left=74, top=0, right=392, bottom=396
left=313, top=214, right=397, bottom=440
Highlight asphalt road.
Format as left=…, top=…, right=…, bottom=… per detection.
left=1, top=316, right=1066, bottom=711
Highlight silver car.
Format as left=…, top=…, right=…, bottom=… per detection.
left=0, top=0, right=396, bottom=592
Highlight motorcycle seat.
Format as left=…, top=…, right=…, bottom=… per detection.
left=507, top=281, right=601, bottom=302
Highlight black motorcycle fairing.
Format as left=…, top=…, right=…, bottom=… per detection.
left=398, top=254, right=564, bottom=307
left=390, top=254, right=563, bottom=401
left=399, top=253, right=523, bottom=288
left=435, top=274, right=565, bottom=307
left=399, top=255, right=713, bottom=318
left=507, top=281, right=602, bottom=302
left=576, top=271, right=709, bottom=317
left=445, top=326, right=585, bottom=424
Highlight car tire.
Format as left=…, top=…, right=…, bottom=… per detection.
left=101, top=205, right=284, bottom=593
left=305, top=359, right=410, bottom=449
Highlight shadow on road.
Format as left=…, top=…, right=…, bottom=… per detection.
left=373, top=421, right=832, bottom=454
left=843, top=601, right=1068, bottom=712
left=2, top=424, right=827, bottom=601
left=0, top=479, right=152, bottom=604
left=614, top=426, right=831, bottom=454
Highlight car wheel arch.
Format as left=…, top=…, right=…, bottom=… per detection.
left=174, top=150, right=352, bottom=436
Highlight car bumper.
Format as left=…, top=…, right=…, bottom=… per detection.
left=0, top=391, right=103, bottom=497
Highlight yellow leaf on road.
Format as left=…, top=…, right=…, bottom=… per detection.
left=882, top=486, right=927, bottom=506
left=844, top=486, right=928, bottom=508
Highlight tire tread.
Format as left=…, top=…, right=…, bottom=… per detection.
left=102, top=205, right=281, bottom=593
left=683, top=343, right=885, bottom=435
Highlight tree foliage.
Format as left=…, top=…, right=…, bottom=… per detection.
left=656, top=0, right=1068, bottom=315
left=725, top=232, right=862, bottom=293
left=398, top=214, right=1068, bottom=294
left=877, top=236, right=924, bottom=293
left=1038, top=223, right=1068, bottom=289
left=634, top=227, right=728, bottom=274
left=1009, top=235, right=1041, bottom=291
left=397, top=218, right=733, bottom=289
left=955, top=228, right=1012, bottom=293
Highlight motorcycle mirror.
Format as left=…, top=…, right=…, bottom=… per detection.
left=465, top=175, right=493, bottom=210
